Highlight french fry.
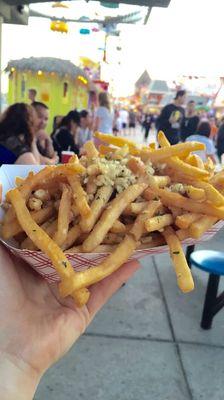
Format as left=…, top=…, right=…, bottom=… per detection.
left=103, top=233, right=124, bottom=244
left=66, top=244, right=116, bottom=253
left=157, top=131, right=171, bottom=147
left=94, top=132, right=138, bottom=151
left=142, top=142, right=205, bottom=163
left=110, top=220, right=126, bottom=234
left=54, top=185, right=72, bottom=247
left=1, top=205, right=55, bottom=239
left=162, top=226, right=194, bottom=293
left=15, top=176, right=25, bottom=187
left=164, top=157, right=209, bottom=179
left=144, top=187, right=224, bottom=219
left=130, top=201, right=161, bottom=240
left=189, top=216, right=218, bottom=239
left=179, top=178, right=224, bottom=206
left=139, top=234, right=165, bottom=248
left=185, top=154, right=204, bottom=170
left=82, top=182, right=148, bottom=252
left=123, top=201, right=148, bottom=215
left=175, top=213, right=202, bottom=229
left=140, top=235, right=153, bottom=244
left=210, top=170, right=224, bottom=187
left=176, top=229, right=191, bottom=241
left=68, top=175, right=91, bottom=217
left=157, top=131, right=209, bottom=179
left=68, top=154, right=79, bottom=164
left=60, top=234, right=138, bottom=296
left=86, top=176, right=97, bottom=195
left=61, top=201, right=160, bottom=296
left=192, top=181, right=224, bottom=207
left=21, top=219, right=58, bottom=250
left=185, top=185, right=206, bottom=201
left=71, top=202, right=79, bottom=218
left=145, top=213, right=173, bottom=233
left=86, top=163, right=101, bottom=176
left=127, top=157, right=146, bottom=175
left=204, top=157, right=215, bottom=174
left=168, top=207, right=183, bottom=218
left=149, top=142, right=156, bottom=150
left=80, top=185, right=113, bottom=233
left=99, top=144, right=117, bottom=156
left=83, top=140, right=99, bottom=158
left=6, top=164, right=85, bottom=205
left=153, top=176, right=171, bottom=187
left=61, top=224, right=82, bottom=251
left=61, top=202, right=158, bottom=296
left=7, top=188, right=89, bottom=307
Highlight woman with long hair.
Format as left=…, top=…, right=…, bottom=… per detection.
left=0, top=103, right=38, bottom=164
left=94, top=92, right=114, bottom=134
left=51, top=110, right=80, bottom=160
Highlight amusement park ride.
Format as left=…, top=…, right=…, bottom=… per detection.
left=0, top=0, right=171, bottom=110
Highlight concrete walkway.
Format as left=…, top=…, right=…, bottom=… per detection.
left=35, top=228, right=224, bottom=400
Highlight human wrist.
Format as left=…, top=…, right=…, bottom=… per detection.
left=0, top=352, right=41, bottom=400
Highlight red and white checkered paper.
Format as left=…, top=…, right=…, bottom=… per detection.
left=1, top=220, right=223, bottom=283
left=1, top=165, right=224, bottom=283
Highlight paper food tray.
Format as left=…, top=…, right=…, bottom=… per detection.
left=1, top=165, right=224, bottom=283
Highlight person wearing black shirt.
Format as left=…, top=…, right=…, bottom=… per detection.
left=181, top=100, right=199, bottom=141
left=143, top=113, right=153, bottom=140
left=217, top=121, right=224, bottom=161
left=156, top=90, right=186, bottom=144
left=51, top=110, right=80, bottom=160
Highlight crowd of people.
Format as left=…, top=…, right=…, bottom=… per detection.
left=0, top=95, right=102, bottom=165
left=143, top=89, right=224, bottom=164
left=0, top=90, right=140, bottom=165
left=1, top=88, right=224, bottom=166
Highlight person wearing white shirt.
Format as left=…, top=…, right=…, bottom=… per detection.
left=119, top=108, right=129, bottom=135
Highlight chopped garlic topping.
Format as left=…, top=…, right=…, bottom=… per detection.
left=34, top=189, right=50, bottom=201
left=145, top=162, right=155, bottom=176
left=28, top=197, right=43, bottom=211
left=169, top=183, right=186, bottom=194
left=87, top=158, right=137, bottom=193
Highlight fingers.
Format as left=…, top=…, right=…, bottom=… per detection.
left=86, top=260, right=141, bottom=320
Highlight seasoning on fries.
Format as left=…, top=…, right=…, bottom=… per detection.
left=1, top=132, right=224, bottom=307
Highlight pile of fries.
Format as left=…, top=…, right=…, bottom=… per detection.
left=1, top=131, right=224, bottom=307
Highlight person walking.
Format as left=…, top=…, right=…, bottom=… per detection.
left=181, top=100, right=199, bottom=141
left=94, top=92, right=114, bottom=134
left=93, top=92, right=114, bottom=147
left=156, top=90, right=186, bottom=144
left=216, top=119, right=224, bottom=161
left=128, top=108, right=137, bottom=136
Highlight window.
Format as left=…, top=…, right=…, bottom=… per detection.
left=63, top=82, right=68, bottom=97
